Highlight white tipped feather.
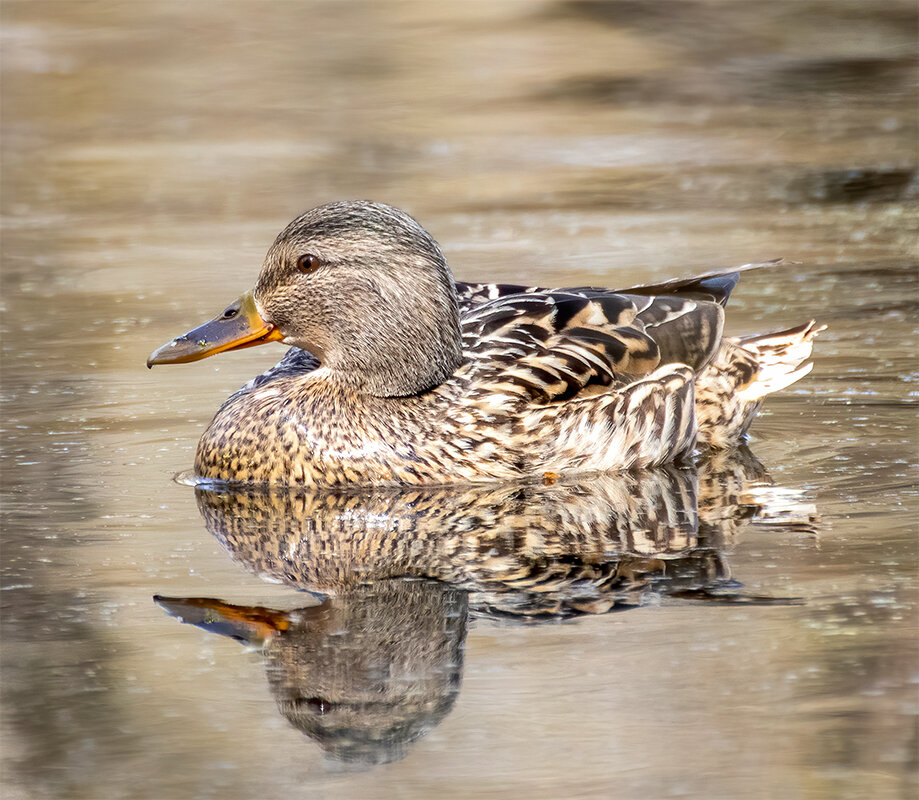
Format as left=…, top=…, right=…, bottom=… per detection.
left=737, top=361, right=814, bottom=401
left=736, top=321, right=825, bottom=401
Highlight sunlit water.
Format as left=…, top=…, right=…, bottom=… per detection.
left=2, top=2, right=917, bottom=798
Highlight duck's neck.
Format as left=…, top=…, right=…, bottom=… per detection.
left=323, top=286, right=464, bottom=399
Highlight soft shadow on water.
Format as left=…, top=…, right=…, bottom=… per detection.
left=1, top=1, right=917, bottom=799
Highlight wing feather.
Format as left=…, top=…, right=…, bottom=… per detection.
left=454, top=260, right=781, bottom=311
left=457, top=287, right=724, bottom=407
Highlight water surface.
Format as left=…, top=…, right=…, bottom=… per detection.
left=1, top=2, right=916, bottom=798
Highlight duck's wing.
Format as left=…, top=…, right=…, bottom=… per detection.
left=455, top=281, right=531, bottom=309
left=456, top=289, right=724, bottom=405
left=611, top=260, right=782, bottom=307
left=454, top=260, right=780, bottom=311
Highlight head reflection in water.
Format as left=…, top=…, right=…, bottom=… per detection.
left=157, top=581, right=466, bottom=767
left=156, top=448, right=816, bottom=766
left=268, top=582, right=465, bottom=767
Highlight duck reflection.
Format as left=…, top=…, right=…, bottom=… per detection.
left=156, top=447, right=815, bottom=765
left=158, top=580, right=465, bottom=766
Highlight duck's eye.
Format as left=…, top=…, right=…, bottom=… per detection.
left=297, top=253, right=321, bottom=273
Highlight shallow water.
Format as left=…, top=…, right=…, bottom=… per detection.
left=1, top=1, right=917, bottom=798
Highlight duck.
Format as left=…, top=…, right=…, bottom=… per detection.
left=147, top=201, right=823, bottom=487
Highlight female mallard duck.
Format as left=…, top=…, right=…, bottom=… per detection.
left=148, top=201, right=822, bottom=487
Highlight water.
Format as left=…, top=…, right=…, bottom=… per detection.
left=2, top=1, right=917, bottom=798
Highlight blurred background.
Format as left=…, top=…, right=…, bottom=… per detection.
left=1, top=1, right=916, bottom=798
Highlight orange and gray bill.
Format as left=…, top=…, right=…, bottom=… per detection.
left=146, top=291, right=284, bottom=367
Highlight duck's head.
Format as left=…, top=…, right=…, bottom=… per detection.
left=147, top=201, right=463, bottom=397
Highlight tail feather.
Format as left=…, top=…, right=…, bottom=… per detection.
left=736, top=321, right=825, bottom=401
left=696, top=320, right=824, bottom=448
left=737, top=361, right=814, bottom=402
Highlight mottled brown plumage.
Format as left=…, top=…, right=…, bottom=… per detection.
left=148, top=201, right=823, bottom=486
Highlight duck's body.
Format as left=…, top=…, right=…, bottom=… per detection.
left=196, top=290, right=702, bottom=486
left=148, top=201, right=822, bottom=487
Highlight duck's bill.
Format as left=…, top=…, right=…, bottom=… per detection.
left=146, top=291, right=284, bottom=367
